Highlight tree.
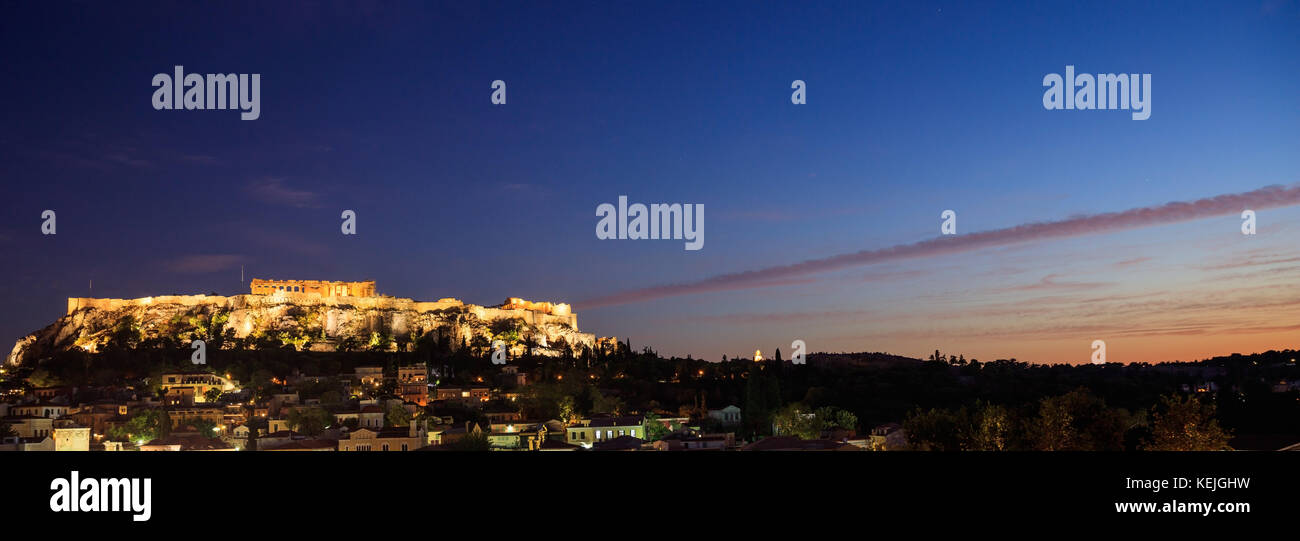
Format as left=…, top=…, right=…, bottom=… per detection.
left=177, top=416, right=217, bottom=436
left=743, top=370, right=770, bottom=437
left=1144, top=395, right=1232, bottom=451
left=108, top=315, right=142, bottom=349
left=970, top=402, right=1014, bottom=451
left=643, top=413, right=671, bottom=441
left=109, top=410, right=169, bottom=444
left=489, top=318, right=523, bottom=345
left=203, top=388, right=223, bottom=403
left=337, top=335, right=360, bottom=353
left=591, top=388, right=625, bottom=416
left=772, top=404, right=819, bottom=439
left=903, top=407, right=964, bottom=451
left=286, top=407, right=333, bottom=436
left=770, top=404, right=855, bottom=439
left=248, top=369, right=275, bottom=398
left=1032, top=389, right=1125, bottom=451
left=1034, top=397, right=1076, bottom=451
left=27, top=368, right=60, bottom=387
left=448, top=427, right=492, bottom=451
left=367, top=331, right=393, bottom=351
left=245, top=420, right=259, bottom=451
left=557, top=395, right=577, bottom=424
left=816, top=406, right=857, bottom=432
left=386, top=403, right=410, bottom=427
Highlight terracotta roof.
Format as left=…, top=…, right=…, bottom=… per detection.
left=592, top=435, right=643, bottom=451
left=377, top=427, right=416, bottom=438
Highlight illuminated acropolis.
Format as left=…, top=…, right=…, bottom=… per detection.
left=35, top=280, right=604, bottom=364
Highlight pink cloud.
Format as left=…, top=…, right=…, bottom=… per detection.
left=580, top=184, right=1300, bottom=308
left=246, top=177, right=324, bottom=208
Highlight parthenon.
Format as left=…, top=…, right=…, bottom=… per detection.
left=250, top=278, right=376, bottom=297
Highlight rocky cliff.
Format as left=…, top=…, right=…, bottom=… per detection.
left=8, top=293, right=597, bottom=365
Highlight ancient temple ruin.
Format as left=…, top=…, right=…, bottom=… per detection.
left=250, top=279, right=376, bottom=297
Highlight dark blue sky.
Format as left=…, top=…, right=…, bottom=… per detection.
left=2, top=1, right=1297, bottom=361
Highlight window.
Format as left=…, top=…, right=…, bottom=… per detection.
left=382, top=443, right=389, bottom=451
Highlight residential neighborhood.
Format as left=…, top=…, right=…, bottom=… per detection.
left=0, top=362, right=890, bottom=452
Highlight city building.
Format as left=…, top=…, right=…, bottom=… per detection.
left=566, top=416, right=644, bottom=447
left=338, top=422, right=427, bottom=452
left=10, top=402, right=69, bottom=419
left=397, top=365, right=429, bottom=405
left=487, top=423, right=547, bottom=450
left=158, top=371, right=239, bottom=405
left=707, top=405, right=742, bottom=427
left=53, top=426, right=91, bottom=451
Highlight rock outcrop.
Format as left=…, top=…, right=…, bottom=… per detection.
left=8, top=292, right=597, bottom=365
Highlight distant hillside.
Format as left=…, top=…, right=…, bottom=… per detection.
left=807, top=351, right=923, bottom=368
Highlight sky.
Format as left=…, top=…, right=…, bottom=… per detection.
left=0, top=1, right=1297, bottom=363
